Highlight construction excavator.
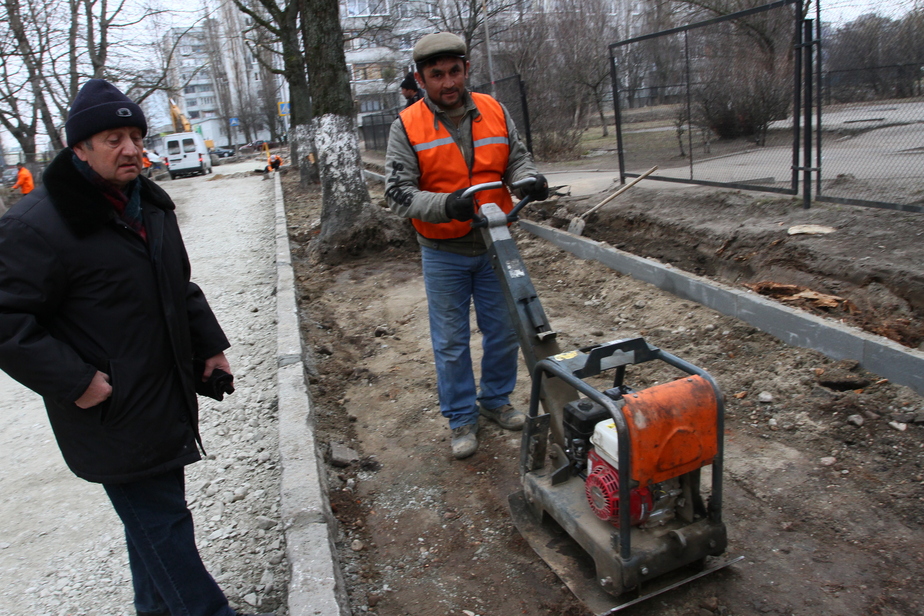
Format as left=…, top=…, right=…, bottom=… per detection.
left=170, top=99, right=192, bottom=133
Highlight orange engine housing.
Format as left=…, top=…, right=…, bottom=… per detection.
left=620, top=375, right=719, bottom=488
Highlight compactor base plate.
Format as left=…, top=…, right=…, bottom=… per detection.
left=508, top=490, right=743, bottom=615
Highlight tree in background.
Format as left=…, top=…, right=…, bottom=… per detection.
left=655, top=0, right=795, bottom=144
left=552, top=0, right=621, bottom=137
left=234, top=0, right=312, bottom=184
left=301, top=0, right=396, bottom=262
left=237, top=0, right=407, bottom=262
left=202, top=14, right=236, bottom=145
left=0, top=0, right=207, bottom=158
left=826, top=11, right=924, bottom=101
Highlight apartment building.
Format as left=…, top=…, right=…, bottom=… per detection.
left=163, top=11, right=287, bottom=148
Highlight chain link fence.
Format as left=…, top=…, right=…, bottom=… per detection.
left=608, top=0, right=923, bottom=213
left=815, top=2, right=924, bottom=212
left=610, top=0, right=802, bottom=195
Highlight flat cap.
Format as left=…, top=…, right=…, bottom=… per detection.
left=413, top=32, right=467, bottom=63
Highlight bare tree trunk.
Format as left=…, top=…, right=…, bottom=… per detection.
left=4, top=0, right=63, bottom=152
left=285, top=0, right=315, bottom=186
left=302, top=0, right=396, bottom=263
left=233, top=0, right=315, bottom=184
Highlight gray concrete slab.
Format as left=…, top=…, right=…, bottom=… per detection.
left=272, top=174, right=351, bottom=616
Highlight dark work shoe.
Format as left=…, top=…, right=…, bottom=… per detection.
left=479, top=403, right=525, bottom=431
left=236, top=612, right=275, bottom=616
left=451, top=421, right=479, bottom=459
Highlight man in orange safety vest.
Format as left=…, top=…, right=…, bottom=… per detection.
left=384, top=32, right=549, bottom=460
left=12, top=163, right=34, bottom=195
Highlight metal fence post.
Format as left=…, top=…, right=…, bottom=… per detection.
left=684, top=30, right=694, bottom=181
left=518, top=76, right=533, bottom=155
left=793, top=0, right=803, bottom=197
left=803, top=18, right=813, bottom=210
left=815, top=3, right=823, bottom=197
left=610, top=51, right=626, bottom=185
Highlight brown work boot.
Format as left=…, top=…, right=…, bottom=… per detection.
left=451, top=421, right=479, bottom=459
left=479, top=403, right=526, bottom=431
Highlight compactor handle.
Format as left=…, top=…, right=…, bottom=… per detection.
left=468, top=176, right=540, bottom=228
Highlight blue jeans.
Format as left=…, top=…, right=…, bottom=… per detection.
left=103, top=468, right=235, bottom=616
left=421, top=246, right=519, bottom=429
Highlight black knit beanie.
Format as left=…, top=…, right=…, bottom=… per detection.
left=65, top=79, right=147, bottom=146
left=400, top=72, right=418, bottom=91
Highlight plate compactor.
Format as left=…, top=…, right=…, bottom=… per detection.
left=466, top=180, right=742, bottom=614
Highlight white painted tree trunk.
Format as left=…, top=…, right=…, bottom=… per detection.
left=291, top=122, right=316, bottom=186
left=310, top=113, right=379, bottom=260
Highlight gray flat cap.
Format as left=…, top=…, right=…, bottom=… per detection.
left=413, top=32, right=467, bottom=63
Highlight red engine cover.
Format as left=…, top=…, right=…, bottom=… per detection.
left=585, top=450, right=653, bottom=526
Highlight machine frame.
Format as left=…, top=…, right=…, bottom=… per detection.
left=467, top=181, right=741, bottom=613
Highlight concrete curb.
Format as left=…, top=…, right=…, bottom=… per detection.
left=273, top=173, right=350, bottom=616
left=520, top=219, right=924, bottom=397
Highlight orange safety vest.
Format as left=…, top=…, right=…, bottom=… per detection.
left=400, top=92, right=512, bottom=240
left=13, top=167, right=34, bottom=195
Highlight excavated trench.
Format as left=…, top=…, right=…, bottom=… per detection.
left=530, top=187, right=924, bottom=350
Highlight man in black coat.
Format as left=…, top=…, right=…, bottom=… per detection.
left=399, top=71, right=423, bottom=108
left=0, top=80, right=272, bottom=616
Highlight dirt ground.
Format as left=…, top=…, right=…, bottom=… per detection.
left=282, top=168, right=924, bottom=616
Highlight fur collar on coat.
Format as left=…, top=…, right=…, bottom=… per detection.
left=41, top=148, right=175, bottom=237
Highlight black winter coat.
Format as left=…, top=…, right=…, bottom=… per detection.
left=0, top=149, right=229, bottom=483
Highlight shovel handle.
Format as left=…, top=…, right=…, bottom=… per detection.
left=581, top=165, right=658, bottom=220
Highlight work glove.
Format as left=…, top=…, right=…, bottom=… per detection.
left=445, top=189, right=475, bottom=221
left=524, top=174, right=550, bottom=202
left=193, top=359, right=236, bottom=401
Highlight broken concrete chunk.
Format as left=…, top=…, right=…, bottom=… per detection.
left=330, top=443, right=360, bottom=467
left=847, top=414, right=865, bottom=427
left=788, top=224, right=836, bottom=235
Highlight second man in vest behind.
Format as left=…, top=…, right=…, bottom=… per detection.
left=384, top=32, right=549, bottom=460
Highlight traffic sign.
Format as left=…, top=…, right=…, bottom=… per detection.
left=229, top=117, right=240, bottom=126
left=278, top=102, right=290, bottom=116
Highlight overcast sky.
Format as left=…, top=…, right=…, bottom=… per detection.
left=1, top=0, right=918, bottom=157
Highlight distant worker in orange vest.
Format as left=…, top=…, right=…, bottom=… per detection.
left=12, top=163, right=34, bottom=195
left=141, top=150, right=153, bottom=177
left=384, top=32, right=549, bottom=460
left=261, top=154, right=283, bottom=175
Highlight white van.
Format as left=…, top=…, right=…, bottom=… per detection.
left=163, top=132, right=212, bottom=179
